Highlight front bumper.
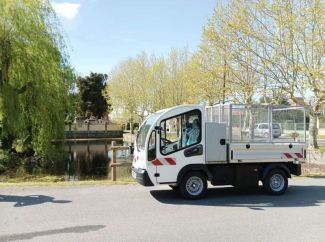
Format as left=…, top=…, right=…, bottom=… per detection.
left=132, top=167, right=154, bottom=186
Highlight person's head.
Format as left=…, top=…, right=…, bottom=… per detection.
left=183, top=116, right=190, bottom=128
left=192, top=118, right=199, bottom=128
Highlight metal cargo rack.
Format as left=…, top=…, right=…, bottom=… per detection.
left=206, top=104, right=306, bottom=144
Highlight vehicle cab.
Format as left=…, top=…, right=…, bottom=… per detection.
left=132, top=105, right=205, bottom=186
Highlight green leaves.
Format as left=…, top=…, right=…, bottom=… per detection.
left=0, top=0, right=73, bottom=156
left=108, top=48, right=198, bottom=124
left=77, top=72, right=109, bottom=118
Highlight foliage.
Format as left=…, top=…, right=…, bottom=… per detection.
left=107, top=0, right=324, bottom=149
left=108, top=49, right=198, bottom=124
left=0, top=1, right=73, bottom=159
left=65, top=92, right=81, bottom=124
left=193, top=0, right=325, bottom=148
left=77, top=72, right=111, bottom=118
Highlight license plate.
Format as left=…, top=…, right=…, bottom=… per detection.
left=132, top=170, right=136, bottom=179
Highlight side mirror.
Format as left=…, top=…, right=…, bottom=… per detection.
left=154, top=126, right=162, bottom=134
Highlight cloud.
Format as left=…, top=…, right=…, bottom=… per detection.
left=52, top=2, right=81, bottom=20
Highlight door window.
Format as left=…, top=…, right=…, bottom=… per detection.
left=147, top=131, right=156, bottom=161
left=160, top=110, right=201, bottom=155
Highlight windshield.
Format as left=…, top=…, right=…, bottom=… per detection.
left=272, top=123, right=280, bottom=129
left=136, top=113, right=161, bottom=151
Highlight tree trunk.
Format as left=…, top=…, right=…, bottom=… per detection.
left=308, top=112, right=318, bottom=149
left=248, top=109, right=254, bottom=141
left=222, top=59, right=226, bottom=104
left=130, top=120, right=134, bottom=134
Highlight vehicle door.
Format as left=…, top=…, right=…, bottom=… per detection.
left=261, top=124, right=269, bottom=138
left=155, top=109, right=204, bottom=183
left=254, top=124, right=260, bottom=137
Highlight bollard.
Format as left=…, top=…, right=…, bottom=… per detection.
left=111, top=148, right=117, bottom=181
left=109, top=144, right=130, bottom=181
left=110, top=141, right=117, bottom=181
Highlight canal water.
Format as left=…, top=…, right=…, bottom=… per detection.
left=64, top=139, right=133, bottom=181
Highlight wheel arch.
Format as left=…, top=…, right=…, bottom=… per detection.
left=261, top=163, right=291, bottom=181
left=177, top=164, right=212, bottom=185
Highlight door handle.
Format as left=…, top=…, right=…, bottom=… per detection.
left=184, top=144, right=203, bottom=157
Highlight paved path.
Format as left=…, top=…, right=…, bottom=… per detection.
left=1, top=178, right=325, bottom=242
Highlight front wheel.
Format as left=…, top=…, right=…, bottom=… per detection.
left=263, top=169, right=288, bottom=195
left=180, top=171, right=207, bottom=199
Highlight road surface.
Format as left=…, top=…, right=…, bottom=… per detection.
left=1, top=177, right=325, bottom=242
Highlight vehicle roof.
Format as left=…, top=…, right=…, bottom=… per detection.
left=256, top=123, right=281, bottom=126
left=153, top=104, right=203, bottom=115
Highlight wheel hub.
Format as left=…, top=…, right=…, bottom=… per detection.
left=270, top=174, right=285, bottom=191
left=186, top=176, right=203, bottom=196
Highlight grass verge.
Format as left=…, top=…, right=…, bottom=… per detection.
left=0, top=175, right=135, bottom=187
left=2, top=163, right=325, bottom=188
left=303, top=174, right=325, bottom=178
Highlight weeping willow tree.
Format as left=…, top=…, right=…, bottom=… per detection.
left=0, top=0, right=73, bottom=157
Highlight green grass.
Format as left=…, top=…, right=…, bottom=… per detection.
left=318, top=135, right=325, bottom=139
left=0, top=175, right=135, bottom=187
left=319, top=147, right=325, bottom=153
left=303, top=174, right=325, bottom=178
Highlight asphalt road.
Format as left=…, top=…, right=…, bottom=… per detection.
left=1, top=178, right=325, bottom=242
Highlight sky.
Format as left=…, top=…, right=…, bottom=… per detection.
left=52, top=0, right=216, bottom=76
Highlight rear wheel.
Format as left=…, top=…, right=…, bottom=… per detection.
left=180, top=171, right=207, bottom=199
left=263, top=169, right=288, bottom=195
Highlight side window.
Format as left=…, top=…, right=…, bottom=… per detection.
left=261, top=124, right=268, bottom=129
left=160, top=110, right=201, bottom=155
left=160, top=116, right=181, bottom=154
left=147, top=131, right=156, bottom=161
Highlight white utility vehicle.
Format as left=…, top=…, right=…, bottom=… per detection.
left=132, top=104, right=306, bottom=199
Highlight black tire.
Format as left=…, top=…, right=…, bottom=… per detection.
left=263, top=169, right=288, bottom=195
left=180, top=171, right=207, bottom=199
left=169, top=184, right=179, bottom=191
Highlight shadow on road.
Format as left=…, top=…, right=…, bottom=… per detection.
left=0, top=194, right=71, bottom=207
left=150, top=185, right=325, bottom=210
left=0, top=225, right=105, bottom=241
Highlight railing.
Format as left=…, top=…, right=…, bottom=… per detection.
left=65, top=122, right=123, bottom=139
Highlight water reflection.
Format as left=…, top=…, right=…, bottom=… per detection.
left=65, top=139, right=133, bottom=181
